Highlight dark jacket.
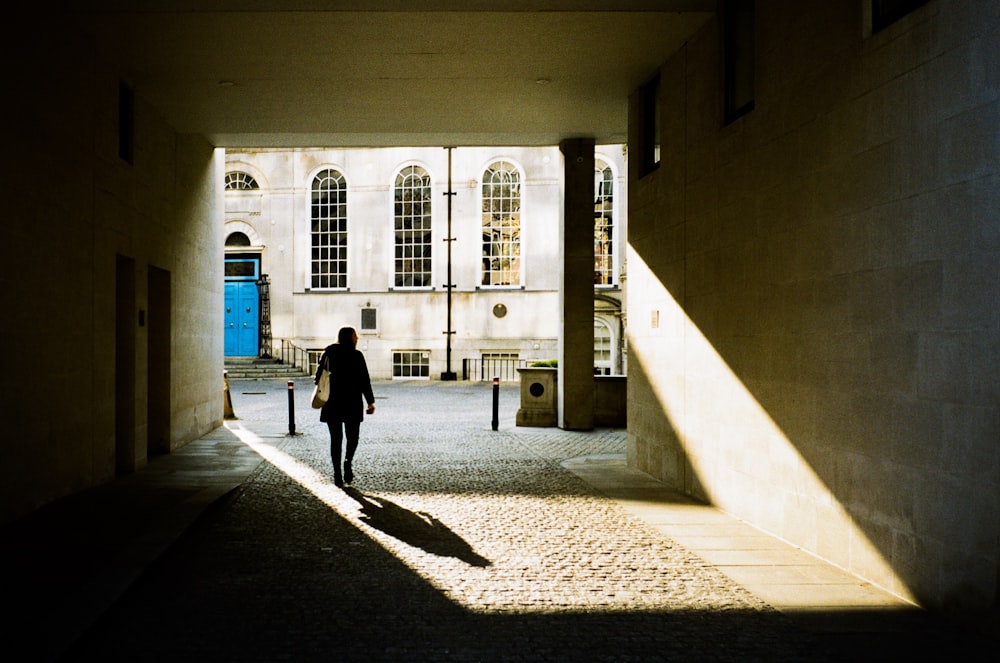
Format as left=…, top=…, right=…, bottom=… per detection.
left=316, top=343, right=375, bottom=423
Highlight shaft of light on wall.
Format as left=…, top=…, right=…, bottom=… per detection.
left=627, top=251, right=914, bottom=605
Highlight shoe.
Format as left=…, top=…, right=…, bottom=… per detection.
left=344, top=461, right=353, bottom=484
left=334, top=476, right=344, bottom=488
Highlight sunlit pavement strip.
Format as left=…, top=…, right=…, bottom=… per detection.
left=49, top=380, right=995, bottom=662
left=226, top=409, right=774, bottom=617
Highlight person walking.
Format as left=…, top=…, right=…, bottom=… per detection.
left=316, top=326, right=376, bottom=487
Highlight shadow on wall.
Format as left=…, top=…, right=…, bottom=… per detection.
left=627, top=211, right=1000, bottom=612
left=624, top=249, right=996, bottom=612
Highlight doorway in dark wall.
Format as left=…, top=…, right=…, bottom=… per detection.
left=147, top=266, right=171, bottom=456
left=115, top=254, right=136, bottom=475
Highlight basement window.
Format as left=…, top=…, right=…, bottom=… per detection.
left=393, top=350, right=430, bottom=379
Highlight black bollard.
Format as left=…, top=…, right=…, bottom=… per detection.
left=287, top=380, right=296, bottom=435
left=491, top=376, right=499, bottom=431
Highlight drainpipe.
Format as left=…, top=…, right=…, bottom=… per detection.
left=441, top=146, right=457, bottom=380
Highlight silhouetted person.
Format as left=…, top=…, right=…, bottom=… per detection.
left=316, top=326, right=375, bottom=487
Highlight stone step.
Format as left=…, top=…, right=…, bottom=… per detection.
left=225, top=372, right=311, bottom=380
left=224, top=360, right=310, bottom=380
left=224, top=356, right=283, bottom=365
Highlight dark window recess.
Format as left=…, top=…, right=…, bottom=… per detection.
left=118, top=81, right=134, bottom=164
left=872, top=0, right=929, bottom=33
left=225, top=261, right=257, bottom=278
left=723, top=0, right=755, bottom=125
left=225, top=232, right=252, bottom=247
left=361, top=307, right=377, bottom=331
left=638, top=75, right=660, bottom=177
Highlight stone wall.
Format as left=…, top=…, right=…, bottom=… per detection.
left=627, top=0, right=999, bottom=611
left=1, top=9, right=221, bottom=523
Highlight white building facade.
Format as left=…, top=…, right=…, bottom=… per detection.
left=224, top=146, right=627, bottom=380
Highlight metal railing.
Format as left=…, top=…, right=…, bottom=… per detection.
left=275, top=339, right=323, bottom=376
left=276, top=340, right=535, bottom=382
left=462, top=357, right=529, bottom=382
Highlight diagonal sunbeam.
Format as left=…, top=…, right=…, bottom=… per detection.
left=223, top=420, right=775, bottom=616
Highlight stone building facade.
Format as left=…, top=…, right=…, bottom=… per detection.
left=223, top=146, right=627, bottom=381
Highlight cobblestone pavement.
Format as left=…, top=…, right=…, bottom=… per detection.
left=64, top=379, right=837, bottom=662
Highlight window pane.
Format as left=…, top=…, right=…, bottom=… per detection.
left=480, top=352, right=520, bottom=381
left=594, top=162, right=615, bottom=286
left=394, top=165, right=433, bottom=288
left=310, top=169, right=348, bottom=289
left=392, top=350, right=430, bottom=380
left=225, top=171, right=259, bottom=190
left=481, top=161, right=521, bottom=286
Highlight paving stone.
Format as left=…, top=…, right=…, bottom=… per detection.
left=58, top=381, right=859, bottom=661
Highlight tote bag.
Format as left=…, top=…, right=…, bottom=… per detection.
left=311, top=356, right=330, bottom=409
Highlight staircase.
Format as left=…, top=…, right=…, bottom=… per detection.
left=224, top=356, right=310, bottom=380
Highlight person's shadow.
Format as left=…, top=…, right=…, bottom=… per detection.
left=343, top=487, right=491, bottom=568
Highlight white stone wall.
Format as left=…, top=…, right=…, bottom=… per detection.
left=627, top=0, right=999, bottom=611
left=225, top=146, right=626, bottom=380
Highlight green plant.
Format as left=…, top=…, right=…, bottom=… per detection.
left=530, top=359, right=558, bottom=368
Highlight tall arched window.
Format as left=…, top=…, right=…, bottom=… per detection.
left=394, top=165, right=432, bottom=288
left=311, top=169, right=348, bottom=289
left=481, top=161, right=521, bottom=287
left=594, top=160, right=615, bottom=286
left=225, top=171, right=258, bottom=190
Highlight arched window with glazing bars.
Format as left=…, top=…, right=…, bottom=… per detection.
left=594, top=160, right=614, bottom=286
left=225, top=171, right=258, bottom=190
left=394, top=165, right=433, bottom=288
left=481, top=161, right=521, bottom=287
left=311, top=169, right=348, bottom=289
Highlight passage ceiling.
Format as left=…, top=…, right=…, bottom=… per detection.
left=73, top=1, right=714, bottom=148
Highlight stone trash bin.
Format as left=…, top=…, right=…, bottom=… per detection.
left=516, top=366, right=558, bottom=427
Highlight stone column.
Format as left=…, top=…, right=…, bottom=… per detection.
left=558, top=138, right=595, bottom=431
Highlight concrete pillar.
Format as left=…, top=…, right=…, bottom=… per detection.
left=558, top=138, right=595, bottom=431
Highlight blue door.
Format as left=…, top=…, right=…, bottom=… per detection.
left=225, top=259, right=259, bottom=356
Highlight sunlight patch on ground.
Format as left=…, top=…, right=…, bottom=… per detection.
left=225, top=420, right=769, bottom=614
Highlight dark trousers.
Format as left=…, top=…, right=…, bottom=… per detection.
left=327, top=419, right=360, bottom=477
